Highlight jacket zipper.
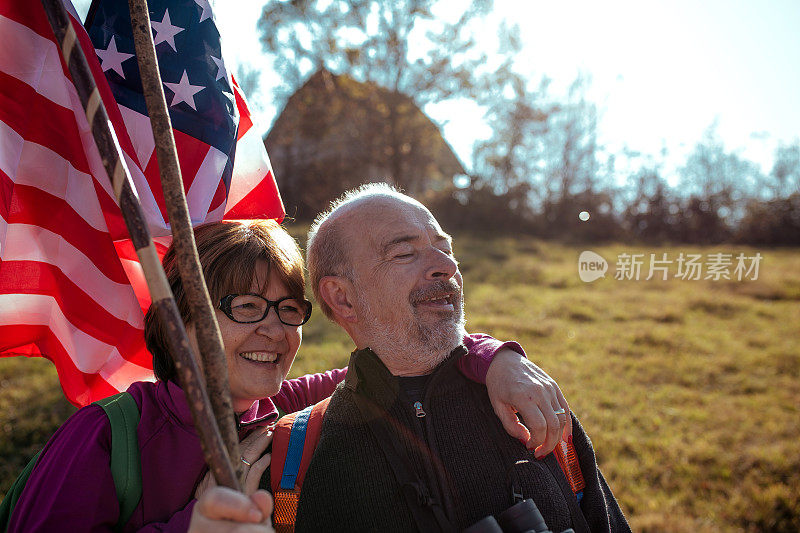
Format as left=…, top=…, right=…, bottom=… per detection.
left=414, top=366, right=457, bottom=525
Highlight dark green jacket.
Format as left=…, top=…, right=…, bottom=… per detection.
left=295, top=346, right=630, bottom=533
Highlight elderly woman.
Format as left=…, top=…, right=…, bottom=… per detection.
left=8, top=220, right=568, bottom=532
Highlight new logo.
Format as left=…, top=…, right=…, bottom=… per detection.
left=578, top=251, right=608, bottom=282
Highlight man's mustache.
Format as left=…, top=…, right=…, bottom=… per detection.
left=410, top=279, right=462, bottom=305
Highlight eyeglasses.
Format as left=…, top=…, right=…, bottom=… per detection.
left=218, top=294, right=312, bottom=326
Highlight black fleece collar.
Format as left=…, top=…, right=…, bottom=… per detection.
left=343, top=345, right=469, bottom=408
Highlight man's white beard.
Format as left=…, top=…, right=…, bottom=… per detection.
left=356, top=292, right=466, bottom=375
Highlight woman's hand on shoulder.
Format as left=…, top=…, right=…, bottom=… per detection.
left=485, top=348, right=572, bottom=458
left=189, top=486, right=274, bottom=533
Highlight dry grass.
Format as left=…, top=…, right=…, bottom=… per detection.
left=457, top=236, right=800, bottom=532
left=1, top=231, right=798, bottom=531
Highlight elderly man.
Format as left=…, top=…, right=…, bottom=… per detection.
left=294, top=184, right=629, bottom=532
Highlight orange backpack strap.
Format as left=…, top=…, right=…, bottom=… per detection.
left=553, top=435, right=586, bottom=502
left=270, top=397, right=331, bottom=533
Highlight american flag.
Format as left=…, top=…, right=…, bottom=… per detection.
left=0, top=0, right=284, bottom=406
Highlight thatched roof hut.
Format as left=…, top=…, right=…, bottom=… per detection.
left=265, top=69, right=465, bottom=218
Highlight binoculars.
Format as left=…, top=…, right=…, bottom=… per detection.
left=463, top=498, right=575, bottom=533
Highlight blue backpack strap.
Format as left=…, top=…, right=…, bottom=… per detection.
left=95, top=392, right=142, bottom=532
left=280, top=405, right=313, bottom=490
left=271, top=397, right=331, bottom=533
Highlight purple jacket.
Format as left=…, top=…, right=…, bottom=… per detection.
left=9, top=334, right=522, bottom=532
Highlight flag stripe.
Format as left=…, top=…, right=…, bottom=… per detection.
left=186, top=143, right=228, bottom=219
left=1, top=3, right=69, bottom=44
left=232, top=78, right=252, bottom=141
left=0, top=294, right=150, bottom=376
left=117, top=103, right=155, bottom=170
left=0, top=222, right=142, bottom=323
left=206, top=174, right=228, bottom=217
left=118, top=257, right=151, bottom=313
left=225, top=127, right=283, bottom=219
left=142, top=155, right=171, bottom=229
left=0, top=13, right=73, bottom=106
left=0, top=119, right=107, bottom=231
left=0, top=260, right=145, bottom=344
left=0, top=170, right=10, bottom=221
left=170, top=127, right=209, bottom=194
left=225, top=168, right=283, bottom=220
left=114, top=239, right=170, bottom=314
left=0, top=324, right=134, bottom=406
left=93, top=172, right=130, bottom=239
left=0, top=71, right=91, bottom=175
left=1, top=176, right=130, bottom=285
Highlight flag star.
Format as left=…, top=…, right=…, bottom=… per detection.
left=95, top=36, right=134, bottom=78
left=164, top=70, right=204, bottom=110
left=211, top=55, right=227, bottom=82
left=194, top=0, right=213, bottom=22
left=151, top=9, right=184, bottom=52
left=222, top=90, right=236, bottom=118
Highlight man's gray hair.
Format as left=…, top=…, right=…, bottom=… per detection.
left=307, top=182, right=412, bottom=320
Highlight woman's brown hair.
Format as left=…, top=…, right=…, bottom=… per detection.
left=144, top=219, right=305, bottom=382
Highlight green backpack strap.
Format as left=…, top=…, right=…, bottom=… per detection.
left=94, top=392, right=142, bottom=532
left=0, top=451, right=42, bottom=532
left=0, top=392, right=141, bottom=533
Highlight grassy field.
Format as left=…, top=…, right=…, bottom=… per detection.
left=1, top=231, right=798, bottom=531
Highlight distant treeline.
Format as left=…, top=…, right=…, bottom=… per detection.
left=435, top=78, right=800, bottom=246
left=283, top=119, right=800, bottom=245
left=447, top=117, right=800, bottom=245
left=428, top=185, right=800, bottom=246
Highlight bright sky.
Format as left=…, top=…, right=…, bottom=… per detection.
left=77, top=0, right=800, bottom=178
left=488, top=0, right=800, bottom=177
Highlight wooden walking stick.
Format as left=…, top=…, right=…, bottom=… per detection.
left=39, top=0, right=241, bottom=490
left=125, top=0, right=243, bottom=484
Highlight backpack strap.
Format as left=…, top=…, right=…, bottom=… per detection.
left=1, top=392, right=141, bottom=533
left=94, top=392, right=142, bottom=532
left=0, top=451, right=42, bottom=532
left=270, top=397, right=331, bottom=533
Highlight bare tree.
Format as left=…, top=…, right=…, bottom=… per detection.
left=257, top=0, right=499, bottom=191
left=767, top=141, right=800, bottom=198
